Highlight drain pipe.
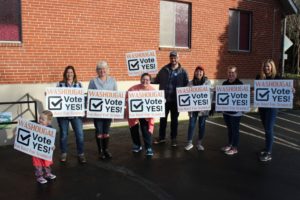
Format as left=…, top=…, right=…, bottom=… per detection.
left=281, top=17, right=287, bottom=76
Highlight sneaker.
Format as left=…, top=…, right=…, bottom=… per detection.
left=259, top=149, right=267, bottom=155
left=153, top=138, right=166, bottom=145
left=171, top=139, right=177, bottom=147
left=196, top=144, right=205, bottom=151
left=224, top=148, right=238, bottom=155
left=259, top=152, right=272, bottom=162
left=45, top=173, right=56, bottom=180
left=37, top=176, right=48, bottom=184
left=145, top=148, right=154, bottom=156
left=184, top=143, right=194, bottom=151
left=132, top=145, right=142, bottom=153
left=78, top=154, right=87, bottom=164
left=60, top=153, right=67, bottom=162
left=221, top=145, right=232, bottom=152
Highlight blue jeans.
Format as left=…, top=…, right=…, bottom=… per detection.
left=259, top=108, right=278, bottom=153
left=159, top=101, right=179, bottom=140
left=57, top=117, right=84, bottom=155
left=187, top=112, right=207, bottom=142
left=223, top=114, right=241, bottom=148
left=93, top=118, right=112, bottom=135
left=130, top=119, right=152, bottom=149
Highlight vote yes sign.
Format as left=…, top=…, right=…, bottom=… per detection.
left=126, top=50, right=158, bottom=76
left=128, top=90, right=165, bottom=118
left=87, top=90, right=126, bottom=119
left=176, top=85, right=211, bottom=112
left=45, top=87, right=85, bottom=117
left=215, top=85, right=250, bottom=112
left=14, top=118, right=56, bottom=161
left=254, top=80, right=293, bottom=108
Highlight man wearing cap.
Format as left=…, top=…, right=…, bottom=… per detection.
left=152, top=51, right=189, bottom=147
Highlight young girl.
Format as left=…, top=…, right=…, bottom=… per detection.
left=32, top=110, right=56, bottom=184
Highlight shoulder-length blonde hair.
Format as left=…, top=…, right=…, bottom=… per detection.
left=260, top=59, right=277, bottom=79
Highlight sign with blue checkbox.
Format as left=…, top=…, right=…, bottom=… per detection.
left=14, top=118, right=56, bottom=161
left=45, top=87, right=85, bottom=117
left=215, top=85, right=250, bottom=112
left=128, top=90, right=165, bottom=118
left=254, top=80, right=294, bottom=108
left=86, top=90, right=126, bottom=119
left=126, top=50, right=158, bottom=76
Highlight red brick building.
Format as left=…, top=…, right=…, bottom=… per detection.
left=0, top=0, right=298, bottom=84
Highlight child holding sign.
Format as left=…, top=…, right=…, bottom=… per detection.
left=32, top=110, right=56, bottom=184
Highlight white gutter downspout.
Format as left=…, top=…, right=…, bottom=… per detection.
left=281, top=17, right=287, bottom=76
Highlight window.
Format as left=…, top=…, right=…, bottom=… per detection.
left=160, top=1, right=191, bottom=48
left=228, top=9, right=251, bottom=52
left=0, top=0, right=21, bottom=42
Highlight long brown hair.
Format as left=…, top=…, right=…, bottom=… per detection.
left=62, top=65, right=78, bottom=83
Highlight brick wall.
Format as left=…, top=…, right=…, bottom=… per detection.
left=0, top=0, right=284, bottom=84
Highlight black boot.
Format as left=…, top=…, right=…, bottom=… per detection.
left=95, top=135, right=104, bottom=159
left=101, top=138, right=112, bottom=159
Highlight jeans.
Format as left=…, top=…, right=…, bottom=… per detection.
left=223, top=114, right=241, bottom=148
left=93, top=118, right=112, bottom=135
left=159, top=101, right=179, bottom=140
left=187, top=112, right=207, bottom=142
left=259, top=108, right=278, bottom=153
left=130, top=119, right=152, bottom=149
left=57, top=117, right=84, bottom=155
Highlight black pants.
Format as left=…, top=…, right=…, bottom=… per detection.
left=130, top=119, right=152, bottom=149
left=159, top=101, right=179, bottom=140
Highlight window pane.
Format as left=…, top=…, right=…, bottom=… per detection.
left=160, top=1, right=175, bottom=47
left=0, top=0, right=21, bottom=41
left=175, top=3, right=189, bottom=47
left=239, top=12, right=250, bottom=50
left=228, top=10, right=239, bottom=50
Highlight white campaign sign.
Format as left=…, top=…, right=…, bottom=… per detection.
left=176, top=85, right=211, bottom=112
left=45, top=87, right=85, bottom=117
left=14, top=118, right=56, bottom=161
left=126, top=50, right=158, bottom=76
left=87, top=90, right=126, bottom=119
left=254, top=80, right=293, bottom=108
left=215, top=85, right=250, bottom=112
left=128, top=90, right=165, bottom=118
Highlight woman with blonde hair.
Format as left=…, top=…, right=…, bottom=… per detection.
left=256, top=59, right=281, bottom=162
left=88, top=61, right=117, bottom=160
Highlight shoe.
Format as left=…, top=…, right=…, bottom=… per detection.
left=196, top=144, right=205, bottom=151
left=132, top=145, right=142, bottom=153
left=78, top=154, right=87, bottom=164
left=259, top=149, right=267, bottom=155
left=145, top=148, right=154, bottom=156
left=224, top=148, right=238, bottom=155
left=60, top=153, right=67, bottom=162
left=99, top=152, right=106, bottom=160
left=171, top=139, right=177, bottom=147
left=104, top=150, right=112, bottom=159
left=259, top=152, right=272, bottom=162
left=37, top=176, right=48, bottom=184
left=45, top=173, right=56, bottom=180
left=153, top=138, right=166, bottom=145
left=184, top=143, right=193, bottom=151
left=221, top=145, right=232, bottom=152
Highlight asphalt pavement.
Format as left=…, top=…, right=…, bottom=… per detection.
left=1, top=110, right=300, bottom=200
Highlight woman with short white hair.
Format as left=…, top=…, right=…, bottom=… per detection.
left=88, top=61, right=117, bottom=160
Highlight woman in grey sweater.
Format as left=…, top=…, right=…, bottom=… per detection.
left=88, top=61, right=117, bottom=159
